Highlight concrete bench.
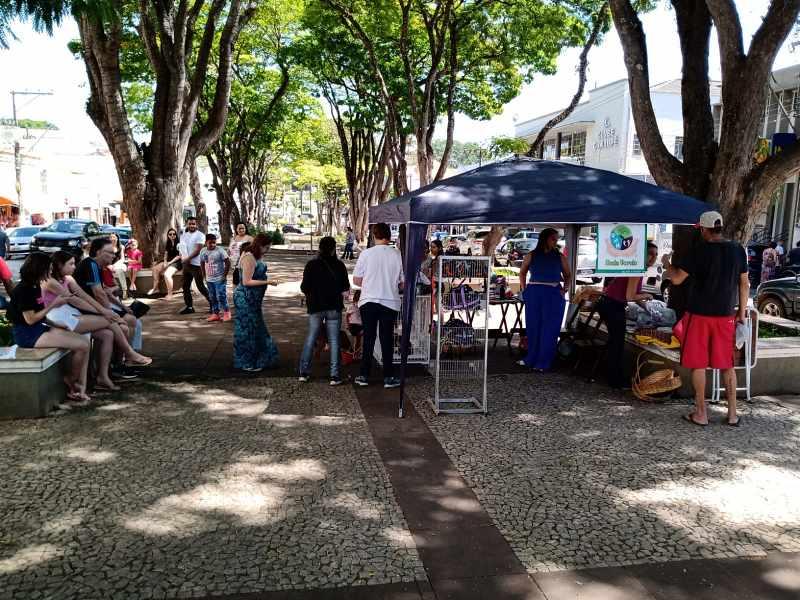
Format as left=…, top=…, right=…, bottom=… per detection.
left=129, top=269, right=184, bottom=296
left=0, top=348, right=70, bottom=419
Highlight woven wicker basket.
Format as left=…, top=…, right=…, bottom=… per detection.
left=632, top=351, right=682, bottom=402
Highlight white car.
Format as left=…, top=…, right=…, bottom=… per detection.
left=5, top=225, right=45, bottom=259
left=457, top=229, right=492, bottom=255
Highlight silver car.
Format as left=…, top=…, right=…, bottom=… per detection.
left=6, top=226, right=45, bottom=259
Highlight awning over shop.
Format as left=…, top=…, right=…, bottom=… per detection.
left=0, top=195, right=17, bottom=207
left=370, top=157, right=709, bottom=226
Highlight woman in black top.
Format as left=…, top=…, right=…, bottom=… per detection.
left=298, top=236, right=351, bottom=385
left=147, top=227, right=182, bottom=299
left=7, top=252, right=93, bottom=402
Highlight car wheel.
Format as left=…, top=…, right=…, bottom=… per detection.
left=758, top=296, right=787, bottom=318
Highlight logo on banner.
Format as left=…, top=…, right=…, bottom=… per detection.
left=609, top=224, right=634, bottom=252
left=597, top=223, right=647, bottom=274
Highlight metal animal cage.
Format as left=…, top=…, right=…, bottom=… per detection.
left=374, top=295, right=432, bottom=365
left=430, top=255, right=490, bottom=414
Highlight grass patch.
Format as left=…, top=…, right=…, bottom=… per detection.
left=758, top=322, right=799, bottom=339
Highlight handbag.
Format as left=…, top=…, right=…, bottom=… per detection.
left=128, top=300, right=150, bottom=318
left=46, top=304, right=82, bottom=331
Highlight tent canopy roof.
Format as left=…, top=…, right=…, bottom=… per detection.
left=369, top=157, right=710, bottom=226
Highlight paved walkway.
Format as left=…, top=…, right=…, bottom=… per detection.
left=2, top=253, right=800, bottom=599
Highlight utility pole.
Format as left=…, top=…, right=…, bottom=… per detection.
left=10, top=90, right=53, bottom=225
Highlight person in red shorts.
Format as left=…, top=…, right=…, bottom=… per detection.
left=0, top=256, right=14, bottom=308
left=662, top=211, right=749, bottom=427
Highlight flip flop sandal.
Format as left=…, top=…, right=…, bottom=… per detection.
left=127, top=357, right=153, bottom=367
left=94, top=384, right=122, bottom=393
left=682, top=413, right=708, bottom=427
left=727, top=417, right=742, bottom=427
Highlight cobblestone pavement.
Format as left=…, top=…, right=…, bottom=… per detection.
left=409, top=373, right=800, bottom=573
left=0, top=378, right=424, bottom=599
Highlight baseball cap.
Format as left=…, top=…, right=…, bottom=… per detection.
left=697, top=210, right=723, bottom=229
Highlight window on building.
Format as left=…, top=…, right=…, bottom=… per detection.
left=40, top=169, right=47, bottom=194
left=632, top=135, right=642, bottom=156
left=570, top=131, right=586, bottom=165
left=674, top=136, right=684, bottom=161
left=765, top=91, right=779, bottom=138
left=68, top=208, right=79, bottom=219
left=543, top=138, right=557, bottom=160
left=712, top=104, right=723, bottom=141
left=560, top=134, right=572, bottom=158
left=780, top=90, right=796, bottom=134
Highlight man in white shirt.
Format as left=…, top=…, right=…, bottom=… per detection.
left=179, top=217, right=210, bottom=315
left=353, top=222, right=404, bottom=388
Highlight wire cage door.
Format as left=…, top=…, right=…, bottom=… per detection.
left=430, top=255, right=490, bottom=414
left=374, top=295, right=432, bottom=365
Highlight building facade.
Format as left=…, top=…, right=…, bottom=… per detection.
left=515, top=67, right=800, bottom=248
left=754, top=64, right=800, bottom=249
left=0, top=124, right=123, bottom=227
left=514, top=78, right=721, bottom=184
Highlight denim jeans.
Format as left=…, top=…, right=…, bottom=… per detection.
left=299, top=310, right=342, bottom=378
left=207, top=280, right=229, bottom=314
left=359, top=302, right=397, bottom=380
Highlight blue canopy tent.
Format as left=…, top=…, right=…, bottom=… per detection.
left=367, top=156, right=710, bottom=417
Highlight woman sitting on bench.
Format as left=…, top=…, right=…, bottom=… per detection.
left=44, top=251, right=152, bottom=390
left=6, top=253, right=94, bottom=403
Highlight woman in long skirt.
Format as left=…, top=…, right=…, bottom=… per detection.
left=517, top=228, right=571, bottom=371
left=234, top=233, right=279, bottom=372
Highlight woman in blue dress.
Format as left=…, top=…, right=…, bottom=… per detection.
left=517, top=228, right=571, bottom=371
left=234, top=233, right=279, bottom=371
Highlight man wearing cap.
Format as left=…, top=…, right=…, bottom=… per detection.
left=662, top=211, right=749, bottom=427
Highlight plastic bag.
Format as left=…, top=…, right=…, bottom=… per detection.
left=735, top=322, right=748, bottom=349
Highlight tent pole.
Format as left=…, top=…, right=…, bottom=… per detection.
left=565, top=225, right=580, bottom=302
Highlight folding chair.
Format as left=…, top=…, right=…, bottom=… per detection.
left=710, top=308, right=758, bottom=402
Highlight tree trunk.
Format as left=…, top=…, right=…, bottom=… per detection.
left=190, top=160, right=208, bottom=232
left=75, top=0, right=253, bottom=262
left=481, top=225, right=505, bottom=262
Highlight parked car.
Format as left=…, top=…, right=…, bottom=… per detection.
left=5, top=225, right=44, bottom=259
left=282, top=224, right=302, bottom=234
left=30, top=219, right=105, bottom=258
left=756, top=274, right=800, bottom=319
left=509, top=229, right=538, bottom=241
left=495, top=238, right=536, bottom=266
left=456, top=229, right=492, bottom=255
left=100, top=225, right=131, bottom=246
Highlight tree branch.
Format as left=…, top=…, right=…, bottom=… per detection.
left=609, top=0, right=683, bottom=191
left=703, top=0, right=744, bottom=79
left=672, top=0, right=715, bottom=198
left=739, top=0, right=800, bottom=70
left=188, top=0, right=254, bottom=161
left=528, top=2, right=608, bottom=157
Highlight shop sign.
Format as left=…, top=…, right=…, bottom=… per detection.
left=596, top=223, right=648, bottom=274
left=593, top=118, right=619, bottom=151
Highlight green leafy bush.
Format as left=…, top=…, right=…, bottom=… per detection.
left=270, top=229, right=285, bottom=246
left=0, top=314, right=13, bottom=347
